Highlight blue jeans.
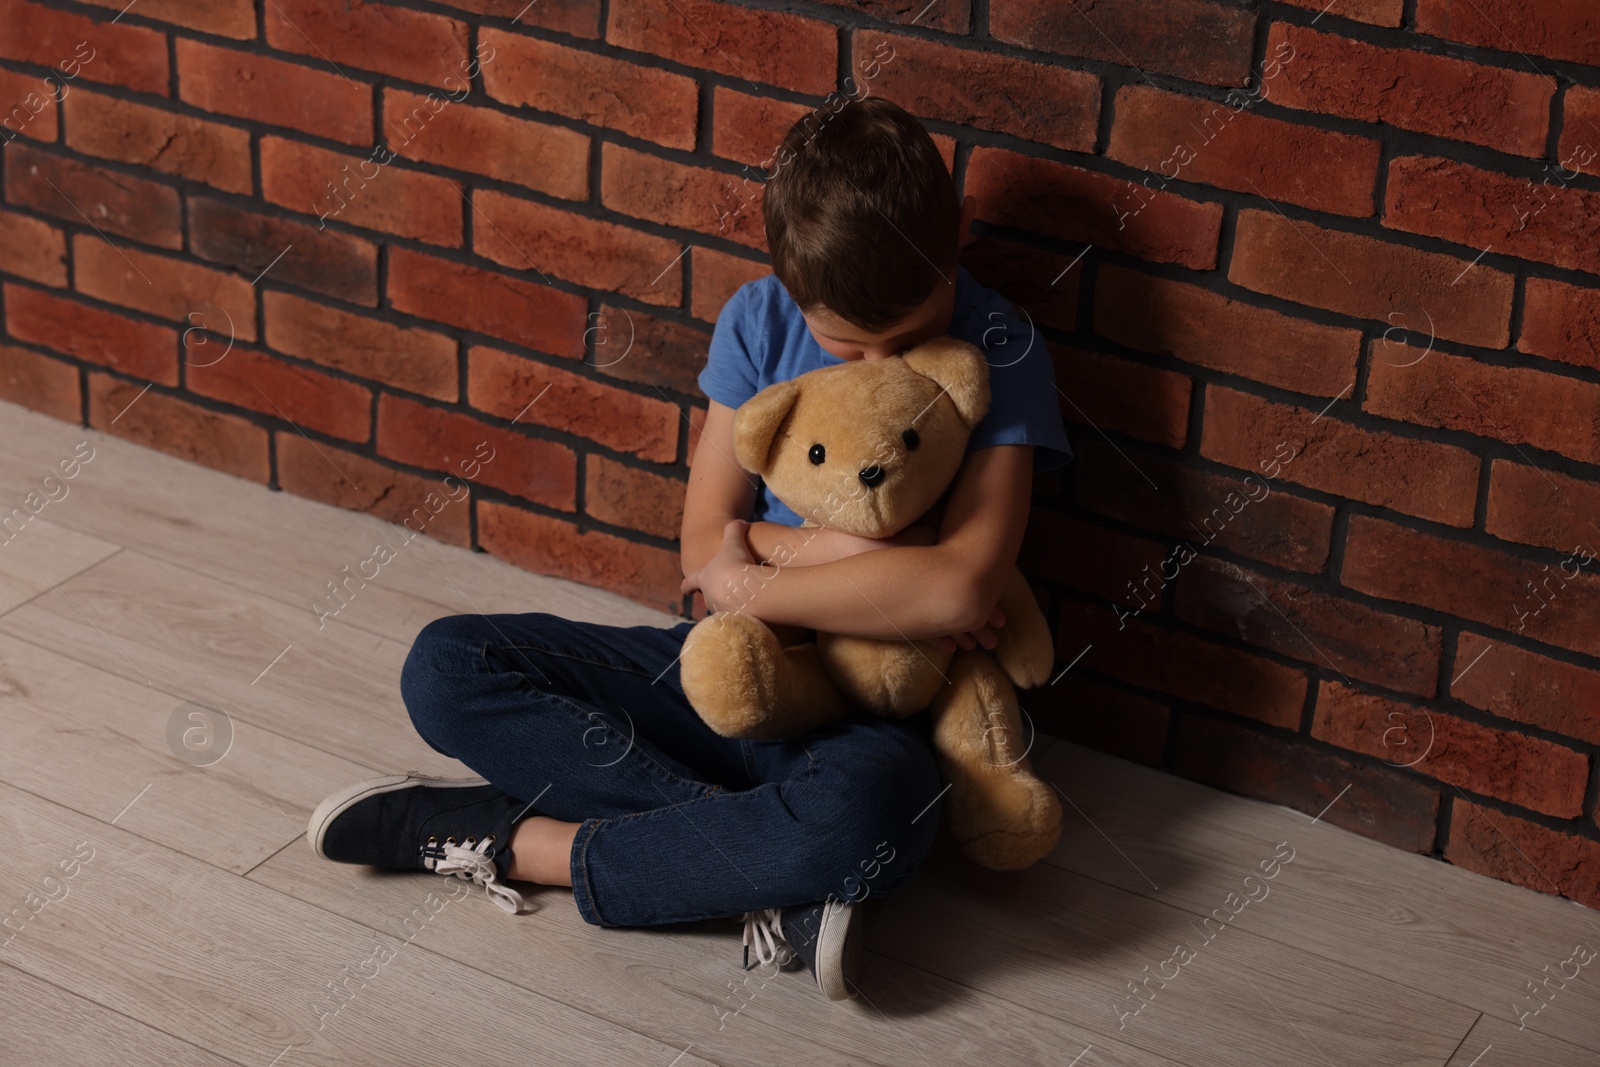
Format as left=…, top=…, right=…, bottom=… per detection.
left=399, top=612, right=946, bottom=927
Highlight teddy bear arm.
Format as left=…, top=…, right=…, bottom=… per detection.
left=992, top=567, right=1056, bottom=689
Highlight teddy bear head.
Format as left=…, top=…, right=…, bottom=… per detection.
left=730, top=336, right=991, bottom=539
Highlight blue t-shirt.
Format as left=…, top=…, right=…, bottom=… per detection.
left=697, top=267, right=1074, bottom=527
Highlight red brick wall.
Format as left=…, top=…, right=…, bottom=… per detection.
left=2, top=0, right=1597, bottom=907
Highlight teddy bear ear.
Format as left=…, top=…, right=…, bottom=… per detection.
left=731, top=378, right=802, bottom=474
left=900, top=337, right=991, bottom=429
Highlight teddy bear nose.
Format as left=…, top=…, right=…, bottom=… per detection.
left=859, top=464, right=886, bottom=488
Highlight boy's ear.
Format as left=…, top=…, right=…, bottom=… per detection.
left=732, top=379, right=802, bottom=473
left=900, top=337, right=990, bottom=428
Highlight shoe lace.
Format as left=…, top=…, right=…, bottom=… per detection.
left=740, top=908, right=793, bottom=970
left=425, top=839, right=523, bottom=915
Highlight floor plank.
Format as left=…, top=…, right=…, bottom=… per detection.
left=0, top=547, right=472, bottom=777
left=1032, top=742, right=1600, bottom=1051
left=1445, top=1009, right=1600, bottom=1067
left=0, top=961, right=239, bottom=1067
left=0, top=628, right=375, bottom=874
left=871, top=843, right=1482, bottom=1067
left=251, top=832, right=1189, bottom=1067
left=0, top=514, right=120, bottom=614
left=0, top=780, right=719, bottom=1067
left=0, top=401, right=675, bottom=647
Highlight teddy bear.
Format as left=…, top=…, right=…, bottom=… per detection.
left=679, top=336, right=1064, bottom=872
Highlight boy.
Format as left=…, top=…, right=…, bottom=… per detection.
left=305, top=97, right=1073, bottom=1003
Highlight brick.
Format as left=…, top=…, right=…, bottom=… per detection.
left=1417, top=0, right=1600, bottom=68
left=72, top=235, right=258, bottom=343
left=384, top=90, right=587, bottom=200
left=686, top=403, right=706, bottom=466
left=855, top=32, right=1098, bottom=153
left=1274, top=0, right=1400, bottom=26
left=1108, top=83, right=1381, bottom=216
left=0, top=209, right=66, bottom=286
left=388, top=248, right=587, bottom=358
left=1054, top=345, right=1190, bottom=448
left=431, top=0, right=599, bottom=38
left=991, top=0, right=1255, bottom=86
left=5, top=284, right=176, bottom=384
left=1019, top=509, right=1166, bottom=604
left=265, top=0, right=470, bottom=88
left=186, top=340, right=371, bottom=443
left=1558, top=86, right=1600, bottom=178
left=261, top=136, right=462, bottom=247
left=188, top=198, right=377, bottom=308
left=63, top=90, right=251, bottom=195
left=5, top=143, right=180, bottom=249
left=1094, top=265, right=1359, bottom=397
left=1487, top=461, right=1600, bottom=555
left=1228, top=208, right=1512, bottom=347
left=0, top=343, right=77, bottom=419
left=481, top=28, right=696, bottom=150
left=0, top=0, right=167, bottom=95
left=275, top=432, right=470, bottom=548
left=817, top=0, right=970, bottom=33
left=1056, top=598, right=1307, bottom=728
left=585, top=454, right=685, bottom=539
left=603, top=143, right=767, bottom=251
left=967, top=147, right=1222, bottom=270
left=1342, top=514, right=1600, bottom=659
left=1522, top=276, right=1600, bottom=372
left=87, top=371, right=270, bottom=483
left=467, top=345, right=679, bottom=462
left=1020, top=674, right=1170, bottom=767
left=1453, top=632, right=1600, bottom=747
left=1073, top=437, right=1334, bottom=573
left=263, top=291, right=456, bottom=401
left=592, top=304, right=708, bottom=396
left=1172, top=714, right=1438, bottom=853
left=690, top=247, right=768, bottom=323
left=1270, top=24, right=1553, bottom=160
left=377, top=393, right=576, bottom=509
left=1448, top=798, right=1600, bottom=910
left=607, top=0, right=835, bottom=95
left=478, top=499, right=682, bottom=614
left=1179, top=556, right=1442, bottom=695
left=1386, top=154, right=1600, bottom=279
left=177, top=39, right=372, bottom=146
left=1202, top=385, right=1479, bottom=527
left=958, top=237, right=1080, bottom=333
left=1366, top=345, right=1600, bottom=467
left=710, top=89, right=813, bottom=169
left=0, top=68, right=59, bottom=143
left=75, top=0, right=251, bottom=37
left=474, top=191, right=682, bottom=307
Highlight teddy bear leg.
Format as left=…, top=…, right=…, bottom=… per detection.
left=991, top=567, right=1057, bottom=690
left=815, top=631, right=953, bottom=719
left=680, top=611, right=853, bottom=740
left=930, top=649, right=1063, bottom=871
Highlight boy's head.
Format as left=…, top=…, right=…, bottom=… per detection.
left=762, top=97, right=974, bottom=362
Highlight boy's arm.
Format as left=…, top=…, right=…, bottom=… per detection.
left=687, top=443, right=1035, bottom=642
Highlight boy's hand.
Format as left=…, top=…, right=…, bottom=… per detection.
left=680, top=519, right=757, bottom=613
left=931, top=603, right=1006, bottom=654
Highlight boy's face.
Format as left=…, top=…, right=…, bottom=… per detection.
left=802, top=266, right=958, bottom=362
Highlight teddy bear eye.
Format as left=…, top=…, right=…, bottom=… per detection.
left=808, top=443, right=826, bottom=465
left=901, top=428, right=920, bottom=451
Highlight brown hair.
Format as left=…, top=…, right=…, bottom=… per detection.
left=761, top=97, right=961, bottom=334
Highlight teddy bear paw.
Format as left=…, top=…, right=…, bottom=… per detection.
left=680, top=612, right=786, bottom=739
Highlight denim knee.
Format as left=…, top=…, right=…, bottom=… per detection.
left=400, top=613, right=492, bottom=748
left=784, top=724, right=945, bottom=903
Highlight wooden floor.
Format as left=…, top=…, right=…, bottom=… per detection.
left=0, top=398, right=1595, bottom=1067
